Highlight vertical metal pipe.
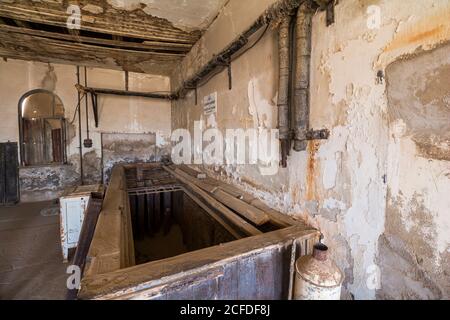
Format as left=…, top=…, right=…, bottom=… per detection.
left=84, top=67, right=90, bottom=141
left=76, top=66, right=84, bottom=185
left=277, top=16, right=291, bottom=167
left=293, top=2, right=314, bottom=152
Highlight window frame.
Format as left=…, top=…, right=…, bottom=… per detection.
left=18, top=89, right=68, bottom=167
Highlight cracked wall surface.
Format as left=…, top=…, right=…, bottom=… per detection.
left=171, top=0, right=450, bottom=299
left=379, top=42, right=450, bottom=299
left=0, top=58, right=172, bottom=201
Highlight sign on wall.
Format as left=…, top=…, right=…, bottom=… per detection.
left=203, top=92, right=217, bottom=115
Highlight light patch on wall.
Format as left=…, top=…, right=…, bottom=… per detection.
left=247, top=77, right=274, bottom=129
left=206, top=114, right=217, bottom=128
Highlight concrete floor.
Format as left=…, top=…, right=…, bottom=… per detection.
left=0, top=201, right=68, bottom=300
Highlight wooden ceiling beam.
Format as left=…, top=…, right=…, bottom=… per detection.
left=0, top=2, right=200, bottom=44
left=0, top=30, right=182, bottom=74
left=0, top=24, right=190, bottom=54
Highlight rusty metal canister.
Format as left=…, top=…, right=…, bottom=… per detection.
left=293, top=243, right=344, bottom=300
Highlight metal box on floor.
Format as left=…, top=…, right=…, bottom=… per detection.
left=60, top=185, right=102, bottom=262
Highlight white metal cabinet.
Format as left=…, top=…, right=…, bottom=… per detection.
left=59, top=185, right=102, bottom=262
left=60, top=195, right=89, bottom=262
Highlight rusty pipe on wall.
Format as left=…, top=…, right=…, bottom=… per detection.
left=293, top=1, right=314, bottom=152
left=76, top=66, right=84, bottom=185
left=277, top=16, right=292, bottom=168
left=173, top=0, right=304, bottom=99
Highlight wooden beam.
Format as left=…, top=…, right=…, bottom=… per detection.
left=0, top=29, right=180, bottom=74
left=13, top=19, right=30, bottom=28
left=0, top=2, right=200, bottom=43
left=182, top=187, right=243, bottom=240
left=174, top=168, right=270, bottom=226
left=178, top=165, right=300, bottom=228
left=163, top=166, right=262, bottom=237
left=78, top=225, right=319, bottom=300
left=0, top=24, right=191, bottom=52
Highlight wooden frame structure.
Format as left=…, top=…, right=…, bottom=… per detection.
left=79, top=163, right=319, bottom=300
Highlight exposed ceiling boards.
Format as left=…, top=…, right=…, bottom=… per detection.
left=0, top=0, right=228, bottom=75
left=107, top=0, right=229, bottom=33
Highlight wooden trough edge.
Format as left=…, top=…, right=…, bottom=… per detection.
left=78, top=225, right=320, bottom=300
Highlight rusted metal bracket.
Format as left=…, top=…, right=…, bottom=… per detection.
left=218, top=58, right=233, bottom=90
left=306, top=128, right=330, bottom=140
left=227, top=63, right=233, bottom=90
left=184, top=86, right=198, bottom=105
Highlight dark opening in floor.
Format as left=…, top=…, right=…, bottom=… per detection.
left=129, top=191, right=237, bottom=265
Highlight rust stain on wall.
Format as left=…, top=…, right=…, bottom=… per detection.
left=306, top=141, right=320, bottom=202
left=414, top=139, right=450, bottom=162
left=383, top=11, right=450, bottom=53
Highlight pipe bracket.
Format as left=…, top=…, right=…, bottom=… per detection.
left=306, top=129, right=330, bottom=140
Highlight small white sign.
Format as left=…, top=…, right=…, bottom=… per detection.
left=203, top=92, right=217, bottom=115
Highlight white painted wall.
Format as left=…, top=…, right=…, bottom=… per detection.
left=172, top=0, right=450, bottom=299
left=0, top=59, right=171, bottom=200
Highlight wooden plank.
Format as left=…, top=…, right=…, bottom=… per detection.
left=175, top=168, right=269, bottom=225
left=217, top=261, right=238, bottom=300
left=83, top=210, right=122, bottom=277
left=112, top=268, right=223, bottom=300
left=83, top=166, right=128, bottom=277
left=183, top=187, right=242, bottom=240
left=162, top=192, right=172, bottom=235
left=67, top=195, right=103, bottom=300
left=78, top=225, right=319, bottom=299
left=137, top=195, right=145, bottom=240
left=213, top=189, right=270, bottom=225
left=254, top=250, right=276, bottom=300
left=128, top=194, right=137, bottom=238
left=0, top=144, right=5, bottom=204
left=0, top=2, right=200, bottom=43
left=125, top=191, right=135, bottom=267
left=192, top=277, right=219, bottom=300
left=153, top=193, right=161, bottom=233
left=0, top=25, right=193, bottom=53
left=146, top=194, right=154, bottom=235
left=0, top=29, right=180, bottom=75
left=163, top=166, right=262, bottom=237
left=178, top=165, right=298, bottom=228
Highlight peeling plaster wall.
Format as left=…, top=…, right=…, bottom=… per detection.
left=0, top=59, right=171, bottom=201
left=171, top=0, right=450, bottom=299
left=379, top=42, right=450, bottom=299
left=102, top=133, right=170, bottom=183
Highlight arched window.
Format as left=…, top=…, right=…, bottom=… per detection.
left=19, top=90, right=67, bottom=166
